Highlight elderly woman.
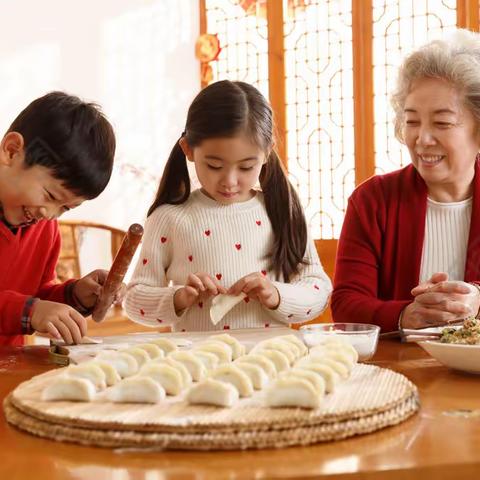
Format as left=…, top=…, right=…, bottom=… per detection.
left=332, top=30, right=480, bottom=332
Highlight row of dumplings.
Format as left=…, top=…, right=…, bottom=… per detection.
left=187, top=334, right=312, bottom=407
left=266, top=337, right=359, bottom=408
left=41, top=334, right=245, bottom=403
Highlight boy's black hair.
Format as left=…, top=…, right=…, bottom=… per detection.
left=7, top=91, right=116, bottom=199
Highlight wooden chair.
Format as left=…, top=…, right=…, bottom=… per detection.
left=56, top=220, right=163, bottom=336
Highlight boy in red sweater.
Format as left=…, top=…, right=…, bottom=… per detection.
left=0, top=92, right=117, bottom=346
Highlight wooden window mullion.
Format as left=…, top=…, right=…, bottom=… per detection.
left=456, top=0, right=480, bottom=31
left=267, top=0, right=287, bottom=167
left=352, top=0, right=374, bottom=186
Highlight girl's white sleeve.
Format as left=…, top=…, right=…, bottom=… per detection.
left=267, top=236, right=332, bottom=324
left=124, top=207, right=183, bottom=327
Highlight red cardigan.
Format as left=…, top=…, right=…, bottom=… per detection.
left=331, top=162, right=480, bottom=332
left=0, top=220, right=73, bottom=345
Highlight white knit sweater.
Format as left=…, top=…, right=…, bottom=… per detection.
left=125, top=189, right=332, bottom=332
left=419, top=196, right=472, bottom=282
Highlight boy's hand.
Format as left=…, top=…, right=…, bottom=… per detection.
left=228, top=272, right=280, bottom=310
left=74, top=269, right=126, bottom=309
left=174, top=272, right=227, bottom=315
left=31, top=300, right=87, bottom=344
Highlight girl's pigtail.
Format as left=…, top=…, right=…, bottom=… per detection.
left=260, top=150, right=308, bottom=281
left=147, top=140, right=190, bottom=217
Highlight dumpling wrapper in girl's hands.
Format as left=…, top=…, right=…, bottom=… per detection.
left=210, top=293, right=247, bottom=325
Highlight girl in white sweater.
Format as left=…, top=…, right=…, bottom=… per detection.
left=125, top=80, right=332, bottom=332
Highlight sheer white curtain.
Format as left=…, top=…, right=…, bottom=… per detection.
left=0, top=0, right=200, bottom=274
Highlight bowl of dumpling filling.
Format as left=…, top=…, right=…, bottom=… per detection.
left=299, top=323, right=380, bottom=361
left=419, top=318, right=480, bottom=374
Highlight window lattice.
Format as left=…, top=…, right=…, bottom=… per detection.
left=284, top=0, right=354, bottom=239
left=372, top=0, right=457, bottom=174
left=205, top=0, right=269, bottom=98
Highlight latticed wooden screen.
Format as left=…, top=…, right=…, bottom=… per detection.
left=373, top=0, right=457, bottom=175
left=201, top=0, right=479, bottom=241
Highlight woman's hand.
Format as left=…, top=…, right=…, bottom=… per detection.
left=174, top=272, right=227, bottom=315
left=228, top=272, right=280, bottom=310
left=401, top=275, right=479, bottom=329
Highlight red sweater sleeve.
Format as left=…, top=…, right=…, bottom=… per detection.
left=331, top=184, right=410, bottom=332
left=36, top=224, right=74, bottom=302
left=0, top=290, right=29, bottom=335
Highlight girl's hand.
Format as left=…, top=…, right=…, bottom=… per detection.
left=228, top=272, right=280, bottom=310
left=401, top=280, right=478, bottom=329
left=174, top=272, right=227, bottom=314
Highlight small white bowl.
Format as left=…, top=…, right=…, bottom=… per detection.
left=299, top=323, right=380, bottom=361
left=419, top=341, right=480, bottom=374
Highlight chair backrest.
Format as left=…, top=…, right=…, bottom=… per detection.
left=56, top=220, right=126, bottom=281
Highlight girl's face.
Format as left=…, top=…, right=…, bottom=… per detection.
left=181, top=132, right=267, bottom=204
left=403, top=77, right=480, bottom=198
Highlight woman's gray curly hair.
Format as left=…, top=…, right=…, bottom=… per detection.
left=391, top=29, right=480, bottom=143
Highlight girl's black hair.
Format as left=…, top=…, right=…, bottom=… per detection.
left=148, top=80, right=307, bottom=281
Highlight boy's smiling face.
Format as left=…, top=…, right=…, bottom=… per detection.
left=0, top=132, right=85, bottom=227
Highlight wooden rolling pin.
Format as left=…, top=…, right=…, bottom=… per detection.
left=92, top=223, right=144, bottom=322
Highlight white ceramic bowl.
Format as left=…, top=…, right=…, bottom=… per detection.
left=299, top=323, right=380, bottom=361
left=419, top=341, right=480, bottom=374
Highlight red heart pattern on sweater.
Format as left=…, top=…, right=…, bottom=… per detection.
left=204, top=230, right=211, bottom=236
left=161, top=237, right=167, bottom=243
left=256, top=220, right=261, bottom=226
left=314, top=285, right=319, bottom=290
left=216, top=273, right=222, bottom=280
left=142, top=258, right=148, bottom=265
left=243, top=296, right=250, bottom=303
left=223, top=325, right=230, bottom=330
left=235, top=243, right=241, bottom=250
left=198, top=302, right=203, bottom=308
left=188, top=255, right=193, bottom=262
left=140, top=309, right=145, bottom=316
left=261, top=270, right=267, bottom=276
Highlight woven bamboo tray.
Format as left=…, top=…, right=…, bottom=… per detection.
left=4, top=363, right=419, bottom=450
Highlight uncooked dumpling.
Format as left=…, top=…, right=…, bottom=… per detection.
left=266, top=377, right=321, bottom=409
left=278, top=334, right=308, bottom=356
left=210, top=293, right=247, bottom=325
left=254, top=349, right=290, bottom=373
left=209, top=364, right=254, bottom=397
left=280, top=368, right=326, bottom=395
left=208, top=333, right=246, bottom=359
left=139, top=363, right=184, bottom=395
left=121, top=347, right=151, bottom=368
left=191, top=350, right=219, bottom=371
left=194, top=341, right=232, bottom=363
left=90, top=360, right=121, bottom=386
left=106, top=376, right=165, bottom=403
left=135, top=343, right=164, bottom=359
left=187, top=378, right=239, bottom=407
left=96, top=351, right=139, bottom=378
left=42, top=376, right=96, bottom=402
left=309, top=350, right=355, bottom=372
left=153, top=357, right=192, bottom=387
left=235, top=354, right=277, bottom=379
left=168, top=351, right=207, bottom=382
left=65, top=363, right=106, bottom=391
left=251, top=340, right=296, bottom=364
left=150, top=337, right=178, bottom=355
left=296, top=364, right=339, bottom=393
left=234, top=361, right=269, bottom=390
left=310, top=342, right=358, bottom=363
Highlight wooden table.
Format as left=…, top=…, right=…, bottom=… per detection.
left=1, top=339, right=480, bottom=480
